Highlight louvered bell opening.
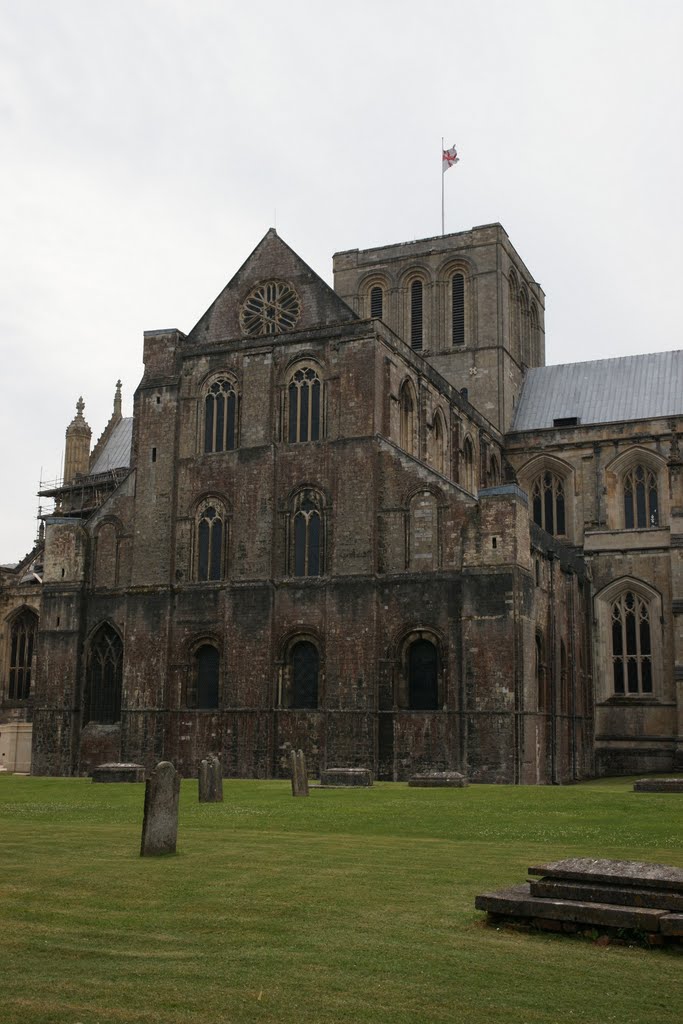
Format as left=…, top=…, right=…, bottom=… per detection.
left=410, top=280, right=423, bottom=350
left=370, top=286, right=383, bottom=319
left=452, top=274, right=465, bottom=345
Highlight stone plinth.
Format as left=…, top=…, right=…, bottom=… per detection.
left=91, top=762, right=145, bottom=783
left=634, top=778, right=683, bottom=793
left=408, top=771, right=467, bottom=788
left=320, top=767, right=373, bottom=787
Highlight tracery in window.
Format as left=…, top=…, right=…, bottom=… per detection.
left=288, top=367, right=321, bottom=443
left=8, top=609, right=37, bottom=700
left=410, top=279, right=423, bottom=350
left=197, top=504, right=224, bottom=581
left=84, top=624, right=123, bottom=725
left=204, top=377, right=238, bottom=453
left=370, top=285, right=383, bottom=319
left=531, top=471, right=566, bottom=536
left=611, top=591, right=653, bottom=695
left=451, top=272, right=465, bottom=346
left=400, top=380, right=417, bottom=456
left=624, top=465, right=659, bottom=529
left=188, top=644, right=219, bottom=709
left=292, top=493, right=323, bottom=577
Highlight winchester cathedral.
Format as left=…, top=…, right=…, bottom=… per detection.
left=1, top=225, right=682, bottom=782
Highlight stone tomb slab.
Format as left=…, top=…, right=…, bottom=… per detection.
left=527, top=858, right=683, bottom=893
left=529, top=878, right=683, bottom=913
left=408, top=771, right=467, bottom=788
left=475, top=883, right=668, bottom=932
left=91, top=762, right=145, bottom=783
left=633, top=778, right=683, bottom=793
left=319, top=768, right=373, bottom=787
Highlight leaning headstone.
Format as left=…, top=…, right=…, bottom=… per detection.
left=289, top=748, right=309, bottom=797
left=198, top=754, right=223, bottom=802
left=140, top=761, right=180, bottom=856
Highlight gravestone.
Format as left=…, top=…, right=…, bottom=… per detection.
left=140, top=761, right=180, bottom=856
left=91, top=762, right=145, bottom=783
left=633, top=778, right=683, bottom=793
left=408, top=771, right=467, bottom=788
left=289, top=748, right=309, bottom=797
left=198, top=754, right=224, bottom=802
left=320, top=767, right=373, bottom=787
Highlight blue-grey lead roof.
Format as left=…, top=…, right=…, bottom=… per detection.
left=90, top=417, right=133, bottom=474
left=511, top=350, right=683, bottom=431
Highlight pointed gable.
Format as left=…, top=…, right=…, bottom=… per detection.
left=186, top=228, right=358, bottom=346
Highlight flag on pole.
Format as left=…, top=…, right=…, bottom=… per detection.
left=442, top=144, right=459, bottom=172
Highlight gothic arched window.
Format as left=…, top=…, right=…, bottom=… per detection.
left=290, top=640, right=319, bottom=708
left=291, top=491, right=324, bottom=577
left=508, top=270, right=520, bottom=356
left=85, top=624, right=123, bottom=725
left=188, top=644, right=220, bottom=709
left=410, top=279, right=423, bottom=350
left=463, top=436, right=475, bottom=493
left=197, top=504, right=224, bottom=581
left=432, top=410, right=446, bottom=475
left=370, top=286, right=384, bottom=319
left=400, top=380, right=417, bottom=456
left=611, top=591, right=653, bottom=695
left=8, top=609, right=37, bottom=700
left=204, top=377, right=238, bottom=453
left=408, top=638, right=439, bottom=710
left=451, top=272, right=465, bottom=346
left=520, top=288, right=530, bottom=365
left=624, top=465, right=659, bottom=529
left=529, top=303, right=539, bottom=364
left=288, top=367, right=321, bottom=443
left=531, top=471, right=566, bottom=536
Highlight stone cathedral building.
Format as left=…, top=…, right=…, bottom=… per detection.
left=1, top=224, right=681, bottom=782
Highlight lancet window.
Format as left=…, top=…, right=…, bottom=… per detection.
left=204, top=377, right=238, bottom=453
left=288, top=367, right=321, bottom=443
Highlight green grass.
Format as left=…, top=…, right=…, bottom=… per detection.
left=0, top=775, right=681, bottom=1024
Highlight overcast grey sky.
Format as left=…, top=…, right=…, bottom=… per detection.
left=1, top=0, right=681, bottom=562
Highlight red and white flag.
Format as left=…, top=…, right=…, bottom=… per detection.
left=442, top=144, right=459, bottom=172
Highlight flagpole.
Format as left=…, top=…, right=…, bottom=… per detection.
left=441, top=136, right=444, bottom=236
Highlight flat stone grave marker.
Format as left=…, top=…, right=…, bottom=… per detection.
left=91, top=762, right=145, bottom=783
left=140, top=761, right=181, bottom=856
left=633, top=778, right=683, bottom=793
left=319, top=767, right=373, bottom=787
left=408, top=771, right=467, bottom=788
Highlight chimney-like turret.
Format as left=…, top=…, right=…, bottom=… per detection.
left=63, top=397, right=92, bottom=483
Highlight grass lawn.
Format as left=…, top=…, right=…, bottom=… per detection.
left=0, top=774, right=681, bottom=1024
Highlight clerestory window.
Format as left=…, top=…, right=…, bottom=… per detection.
left=204, top=377, right=238, bottom=453
left=624, top=465, right=659, bottom=529
left=288, top=367, right=321, bottom=443
left=531, top=471, right=566, bottom=536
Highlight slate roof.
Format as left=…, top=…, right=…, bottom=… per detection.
left=90, top=417, right=133, bottom=474
left=511, top=350, right=683, bottom=431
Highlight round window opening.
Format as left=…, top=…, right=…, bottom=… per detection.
left=240, top=281, right=301, bottom=336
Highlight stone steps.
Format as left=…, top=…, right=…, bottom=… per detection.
left=475, top=858, right=683, bottom=944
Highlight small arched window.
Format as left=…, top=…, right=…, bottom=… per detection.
left=8, top=609, right=38, bottom=700
left=531, top=471, right=566, bottom=536
left=290, top=640, right=319, bottom=708
left=370, top=286, right=383, bottom=319
left=410, top=279, right=423, bottom=350
left=292, top=494, right=323, bottom=577
left=85, top=624, right=123, bottom=725
left=189, top=644, right=219, bottom=709
left=204, top=377, right=238, bottom=453
left=432, top=410, right=446, bottom=475
left=197, top=504, right=224, bottom=581
left=288, top=367, right=321, bottom=443
left=408, top=638, right=439, bottom=710
left=463, top=436, right=475, bottom=493
left=611, top=591, right=653, bottom=695
left=400, top=380, right=417, bottom=456
left=451, top=272, right=465, bottom=346
left=624, top=465, right=659, bottom=529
